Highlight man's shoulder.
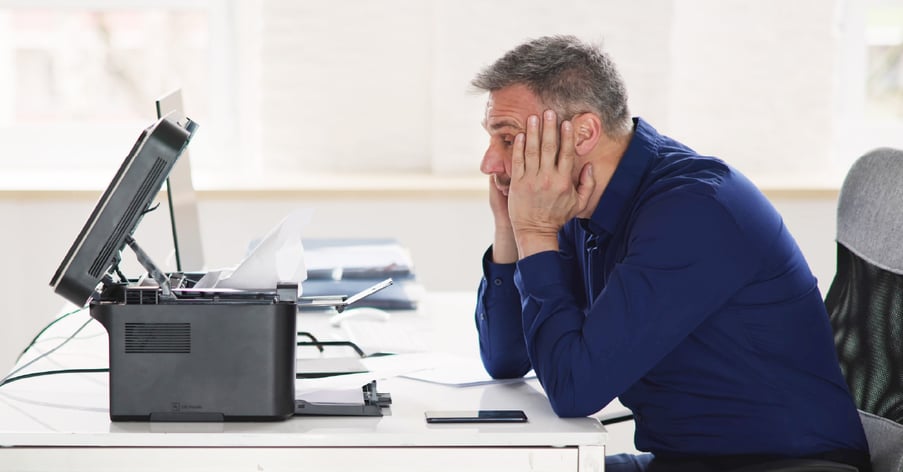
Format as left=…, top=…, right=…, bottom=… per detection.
left=641, top=150, right=733, bottom=204
left=633, top=160, right=784, bottom=256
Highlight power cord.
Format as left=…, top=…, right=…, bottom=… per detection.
left=15, top=306, right=87, bottom=363
left=1, top=316, right=102, bottom=389
left=296, top=331, right=368, bottom=357
left=0, top=368, right=108, bottom=388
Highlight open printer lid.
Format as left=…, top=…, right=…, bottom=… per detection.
left=49, top=114, right=198, bottom=307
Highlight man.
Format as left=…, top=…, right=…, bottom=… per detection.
left=472, top=35, right=869, bottom=472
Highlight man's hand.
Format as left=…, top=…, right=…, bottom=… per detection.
left=488, top=175, right=518, bottom=263
left=508, top=110, right=595, bottom=259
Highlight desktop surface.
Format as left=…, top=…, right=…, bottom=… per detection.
left=0, top=374, right=603, bottom=448
left=0, top=292, right=608, bottom=472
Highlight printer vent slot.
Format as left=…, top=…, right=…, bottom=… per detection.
left=125, top=322, right=191, bottom=354
left=89, top=157, right=169, bottom=278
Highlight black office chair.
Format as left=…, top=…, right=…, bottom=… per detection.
left=824, top=147, right=903, bottom=472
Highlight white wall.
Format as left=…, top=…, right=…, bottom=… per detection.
left=668, top=0, right=840, bottom=182
left=0, top=189, right=837, bottom=376
left=254, top=0, right=677, bottom=175
left=250, top=0, right=852, bottom=183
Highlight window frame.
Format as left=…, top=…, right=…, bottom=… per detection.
left=834, top=0, right=903, bottom=172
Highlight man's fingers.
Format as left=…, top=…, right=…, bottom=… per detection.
left=524, top=115, right=541, bottom=175
left=558, top=120, right=576, bottom=175
left=541, top=110, right=558, bottom=171
left=511, top=132, right=525, bottom=180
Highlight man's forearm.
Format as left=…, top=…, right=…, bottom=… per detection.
left=493, top=225, right=519, bottom=264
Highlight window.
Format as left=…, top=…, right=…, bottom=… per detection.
left=865, top=3, right=903, bottom=121
left=3, top=0, right=900, bottom=189
left=835, top=0, right=903, bottom=174
left=0, top=0, right=239, bottom=183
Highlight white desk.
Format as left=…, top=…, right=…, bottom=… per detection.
left=0, top=292, right=608, bottom=472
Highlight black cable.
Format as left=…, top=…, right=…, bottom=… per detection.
left=142, top=202, right=160, bottom=214
left=15, top=306, right=87, bottom=363
left=0, top=369, right=108, bottom=389
left=5, top=318, right=94, bottom=385
left=115, top=266, right=128, bottom=284
left=297, top=341, right=366, bottom=358
left=297, top=331, right=325, bottom=352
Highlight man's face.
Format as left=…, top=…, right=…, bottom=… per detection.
left=480, top=84, right=545, bottom=196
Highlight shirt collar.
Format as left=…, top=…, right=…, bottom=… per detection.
left=581, top=117, right=660, bottom=236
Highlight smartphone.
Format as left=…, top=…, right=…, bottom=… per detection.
left=424, top=409, right=528, bottom=423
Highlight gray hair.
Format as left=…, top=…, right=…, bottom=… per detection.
left=472, top=35, right=631, bottom=138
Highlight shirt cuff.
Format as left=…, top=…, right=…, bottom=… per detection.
left=481, top=246, right=519, bottom=296
left=483, top=245, right=516, bottom=279
left=514, top=250, right=567, bottom=297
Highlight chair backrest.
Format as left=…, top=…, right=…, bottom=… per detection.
left=834, top=147, right=903, bottom=276
left=824, top=147, right=903, bottom=471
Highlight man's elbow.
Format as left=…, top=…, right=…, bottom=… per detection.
left=549, top=397, right=589, bottom=418
left=482, top=357, right=531, bottom=379
left=547, top=387, right=606, bottom=418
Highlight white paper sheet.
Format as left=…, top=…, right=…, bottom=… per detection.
left=294, top=352, right=438, bottom=396
left=400, top=354, right=536, bottom=387
left=195, top=210, right=312, bottom=290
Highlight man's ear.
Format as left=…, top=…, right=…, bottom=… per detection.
left=571, top=113, right=602, bottom=156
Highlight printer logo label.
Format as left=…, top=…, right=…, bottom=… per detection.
left=170, top=402, right=202, bottom=411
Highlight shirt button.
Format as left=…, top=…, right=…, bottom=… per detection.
left=493, top=278, right=503, bottom=286
left=479, top=312, right=486, bottom=321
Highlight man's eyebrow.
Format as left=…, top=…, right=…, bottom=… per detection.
left=487, top=119, right=522, bottom=132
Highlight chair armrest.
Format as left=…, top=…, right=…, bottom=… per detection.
left=599, top=412, right=634, bottom=426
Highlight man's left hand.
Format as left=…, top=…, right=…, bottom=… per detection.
left=508, top=109, right=595, bottom=259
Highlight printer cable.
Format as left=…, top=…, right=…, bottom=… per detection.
left=0, top=368, right=108, bottom=389
left=15, top=306, right=87, bottom=363
left=1, top=317, right=98, bottom=388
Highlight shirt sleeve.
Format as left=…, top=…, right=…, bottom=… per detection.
left=476, top=246, right=532, bottom=378
left=515, top=192, right=768, bottom=417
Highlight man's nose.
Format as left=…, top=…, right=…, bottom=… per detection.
left=480, top=147, right=505, bottom=175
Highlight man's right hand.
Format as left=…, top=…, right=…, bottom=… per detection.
left=488, top=176, right=519, bottom=264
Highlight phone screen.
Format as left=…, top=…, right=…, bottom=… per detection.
left=424, top=409, right=528, bottom=423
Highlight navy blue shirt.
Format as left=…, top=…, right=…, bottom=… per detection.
left=476, top=118, right=868, bottom=460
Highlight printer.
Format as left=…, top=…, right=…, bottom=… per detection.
left=49, top=114, right=388, bottom=421
left=49, top=114, right=297, bottom=421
